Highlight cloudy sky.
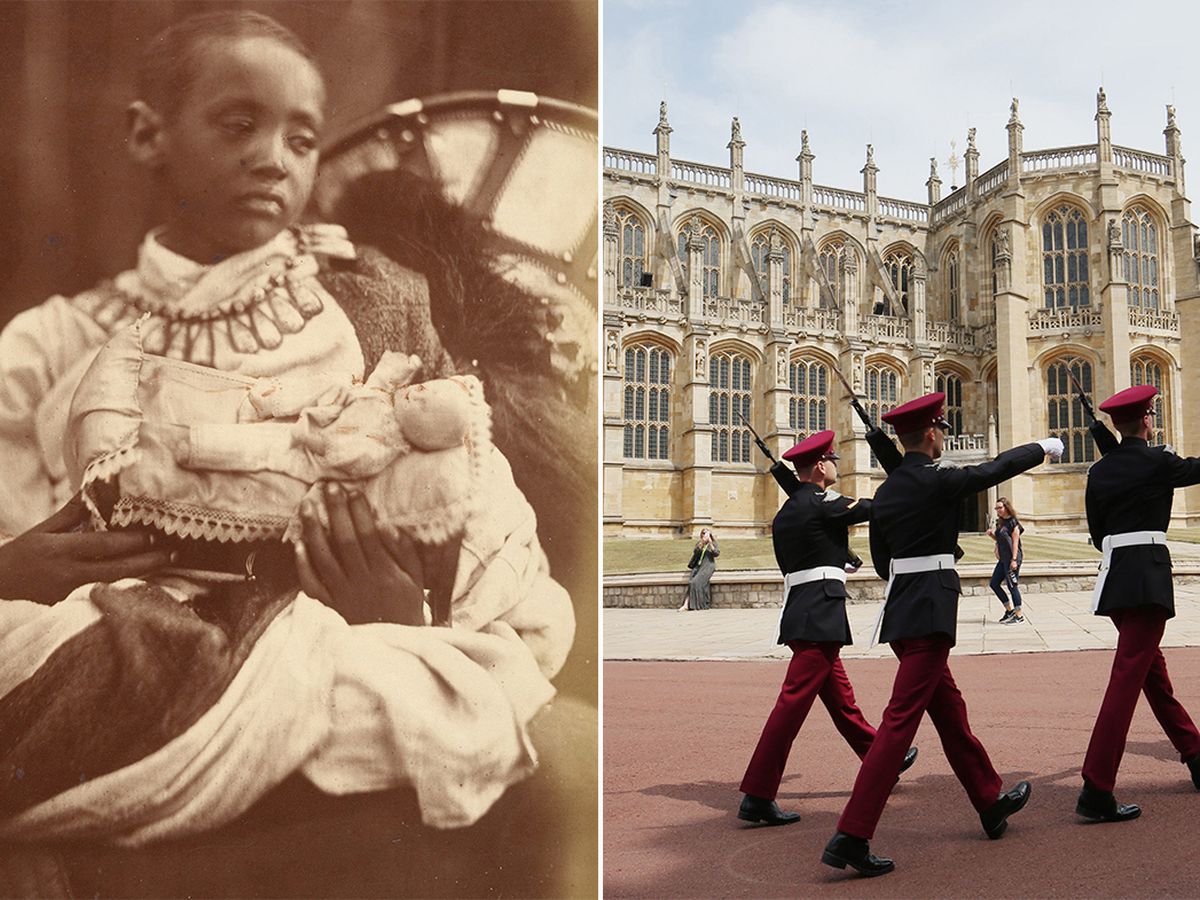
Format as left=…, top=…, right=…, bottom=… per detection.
left=603, top=0, right=1200, bottom=202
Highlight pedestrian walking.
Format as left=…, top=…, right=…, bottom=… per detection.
left=987, top=498, right=1025, bottom=623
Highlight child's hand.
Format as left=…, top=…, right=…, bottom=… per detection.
left=0, top=494, right=174, bottom=604
left=294, top=483, right=426, bottom=626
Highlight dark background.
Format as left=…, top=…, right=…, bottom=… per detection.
left=0, top=0, right=598, bottom=322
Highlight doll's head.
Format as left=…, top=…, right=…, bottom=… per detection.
left=393, top=379, right=473, bottom=451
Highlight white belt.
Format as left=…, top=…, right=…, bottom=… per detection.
left=870, top=553, right=957, bottom=647
left=779, top=566, right=848, bottom=637
left=783, top=566, right=847, bottom=593
left=1092, top=530, right=1167, bottom=612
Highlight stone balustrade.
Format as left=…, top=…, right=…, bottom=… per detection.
left=604, top=560, right=1200, bottom=608
left=1022, top=144, right=1098, bottom=173
left=604, top=147, right=656, bottom=175
left=744, top=171, right=803, bottom=201
left=1028, top=306, right=1104, bottom=334
left=1113, top=145, right=1173, bottom=178
left=670, top=158, right=732, bottom=189
left=613, top=287, right=684, bottom=315
left=702, top=294, right=767, bottom=326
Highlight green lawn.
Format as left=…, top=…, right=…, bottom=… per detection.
left=603, top=533, right=1100, bottom=575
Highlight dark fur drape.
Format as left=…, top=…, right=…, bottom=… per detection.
left=329, top=171, right=596, bottom=579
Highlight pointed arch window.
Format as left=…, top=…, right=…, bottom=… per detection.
left=1131, top=354, right=1169, bottom=445
left=678, top=223, right=721, bottom=299
left=935, top=371, right=964, bottom=435
left=1046, top=356, right=1097, bottom=463
left=709, top=351, right=752, bottom=463
left=881, top=250, right=913, bottom=315
left=1123, top=207, right=1160, bottom=310
left=984, top=231, right=1001, bottom=325
left=751, top=232, right=793, bottom=306
left=818, top=239, right=846, bottom=307
left=1043, top=204, right=1090, bottom=309
left=865, top=363, right=900, bottom=468
left=945, top=248, right=960, bottom=321
left=615, top=207, right=649, bottom=289
left=623, top=344, right=672, bottom=460
left=789, top=358, right=829, bottom=434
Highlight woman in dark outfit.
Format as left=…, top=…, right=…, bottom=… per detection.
left=987, top=497, right=1025, bottom=623
left=681, top=528, right=720, bottom=610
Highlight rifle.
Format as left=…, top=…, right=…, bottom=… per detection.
left=735, top=409, right=802, bottom=495
left=1065, top=367, right=1119, bottom=455
left=829, top=366, right=904, bottom=473
left=831, top=366, right=963, bottom=561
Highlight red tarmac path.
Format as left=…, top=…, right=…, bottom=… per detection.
left=605, top=650, right=1200, bottom=898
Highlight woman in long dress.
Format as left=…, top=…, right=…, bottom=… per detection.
left=680, top=528, right=719, bottom=610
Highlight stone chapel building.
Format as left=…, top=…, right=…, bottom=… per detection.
left=602, top=90, right=1200, bottom=537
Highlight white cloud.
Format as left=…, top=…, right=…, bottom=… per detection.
left=605, top=0, right=1200, bottom=199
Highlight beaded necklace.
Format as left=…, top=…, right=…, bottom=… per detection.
left=86, top=227, right=337, bottom=367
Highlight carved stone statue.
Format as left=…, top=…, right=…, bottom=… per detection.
left=694, top=339, right=707, bottom=378
left=777, top=348, right=787, bottom=385
left=606, top=330, right=619, bottom=371
left=658, top=100, right=668, bottom=125
left=865, top=144, right=875, bottom=166
left=731, top=116, right=742, bottom=143
left=1010, top=98, right=1019, bottom=119
left=967, top=127, right=977, bottom=150
left=995, top=227, right=1010, bottom=258
left=1108, top=218, right=1123, bottom=249
left=1168, top=104, right=1178, bottom=128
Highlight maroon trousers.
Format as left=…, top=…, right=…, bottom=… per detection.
left=1082, top=606, right=1200, bottom=792
left=739, top=641, right=876, bottom=800
left=837, top=635, right=1003, bottom=839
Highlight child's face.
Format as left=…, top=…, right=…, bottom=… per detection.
left=155, top=36, right=325, bottom=261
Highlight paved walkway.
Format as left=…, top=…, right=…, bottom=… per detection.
left=604, top=587, right=1200, bottom=660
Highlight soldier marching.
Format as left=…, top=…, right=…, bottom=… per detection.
left=734, top=381, right=1200, bottom=878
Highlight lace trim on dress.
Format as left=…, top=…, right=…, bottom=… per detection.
left=110, top=496, right=293, bottom=543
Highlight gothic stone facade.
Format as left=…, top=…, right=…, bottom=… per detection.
left=603, top=92, right=1200, bottom=538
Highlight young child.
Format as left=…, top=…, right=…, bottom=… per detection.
left=0, top=9, right=573, bottom=849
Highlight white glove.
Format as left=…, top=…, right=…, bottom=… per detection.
left=1038, top=437, right=1065, bottom=461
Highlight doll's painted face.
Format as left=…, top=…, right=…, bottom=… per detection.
left=152, top=36, right=324, bottom=262
left=393, top=381, right=472, bottom=451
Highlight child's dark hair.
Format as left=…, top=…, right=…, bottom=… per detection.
left=137, top=10, right=316, bottom=117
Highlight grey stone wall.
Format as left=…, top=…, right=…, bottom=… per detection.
left=604, top=566, right=1200, bottom=608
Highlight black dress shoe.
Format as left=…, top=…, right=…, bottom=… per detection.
left=899, top=746, right=918, bottom=774
left=980, top=780, right=1031, bottom=839
left=1186, top=754, right=1200, bottom=791
left=1076, top=782, right=1141, bottom=822
left=737, top=794, right=800, bottom=826
left=820, top=831, right=894, bottom=877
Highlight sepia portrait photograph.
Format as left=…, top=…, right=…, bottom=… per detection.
left=0, top=1, right=597, bottom=897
